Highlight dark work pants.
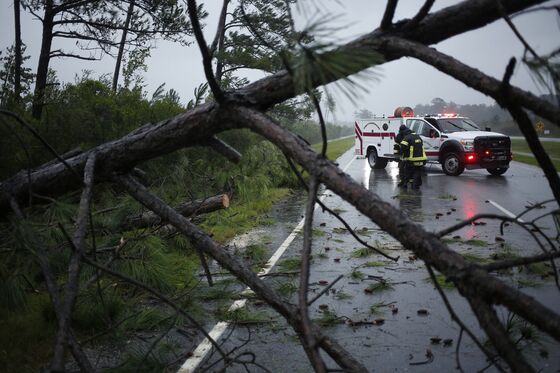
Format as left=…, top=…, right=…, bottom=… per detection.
left=402, top=162, right=423, bottom=188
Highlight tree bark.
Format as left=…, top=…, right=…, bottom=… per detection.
left=32, top=0, right=55, bottom=119
left=122, top=193, right=230, bottom=230
left=13, top=0, right=22, bottom=102
left=213, top=0, right=229, bottom=83
left=112, top=0, right=135, bottom=92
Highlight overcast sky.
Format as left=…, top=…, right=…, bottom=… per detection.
left=1, top=1, right=559, bottom=122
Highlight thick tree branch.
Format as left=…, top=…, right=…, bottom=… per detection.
left=186, top=0, right=224, bottom=102
left=122, top=193, right=230, bottom=230
left=207, top=136, right=242, bottom=164
left=298, top=177, right=327, bottom=373
left=51, top=152, right=96, bottom=371
left=380, top=0, right=398, bottom=29
left=403, top=0, right=435, bottom=31
left=468, top=296, right=534, bottom=372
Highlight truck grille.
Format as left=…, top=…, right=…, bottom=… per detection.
left=474, top=136, right=511, bottom=161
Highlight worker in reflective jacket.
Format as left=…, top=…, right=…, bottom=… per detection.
left=394, top=126, right=406, bottom=184
left=399, top=127, right=427, bottom=189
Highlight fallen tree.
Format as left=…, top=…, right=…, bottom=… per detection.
left=2, top=0, right=559, bottom=372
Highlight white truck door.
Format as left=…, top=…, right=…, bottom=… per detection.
left=416, top=120, right=441, bottom=161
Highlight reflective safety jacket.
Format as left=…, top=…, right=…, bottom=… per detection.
left=400, top=132, right=427, bottom=166
left=393, top=132, right=404, bottom=155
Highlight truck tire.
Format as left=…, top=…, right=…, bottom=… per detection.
left=367, top=148, right=388, bottom=169
left=442, top=152, right=465, bottom=176
left=487, top=167, right=508, bottom=176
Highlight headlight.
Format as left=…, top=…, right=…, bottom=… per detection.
left=460, top=139, right=474, bottom=151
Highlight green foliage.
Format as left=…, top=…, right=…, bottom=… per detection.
left=0, top=294, right=56, bottom=372
left=244, top=244, right=268, bottom=262
left=0, top=44, right=34, bottom=109
left=315, top=309, right=343, bottom=327
left=115, top=236, right=192, bottom=293
left=350, top=269, right=365, bottom=280
left=73, top=288, right=127, bottom=332
left=365, top=281, right=394, bottom=293
left=425, top=274, right=456, bottom=289
left=277, top=257, right=302, bottom=271
left=363, top=261, right=384, bottom=268
left=276, top=281, right=298, bottom=297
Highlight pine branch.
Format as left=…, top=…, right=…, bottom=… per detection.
left=51, top=152, right=96, bottom=371
left=186, top=0, right=224, bottom=103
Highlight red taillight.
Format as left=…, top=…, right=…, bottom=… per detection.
left=466, top=154, right=476, bottom=162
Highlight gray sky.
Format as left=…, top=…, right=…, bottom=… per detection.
left=1, top=1, right=559, bottom=122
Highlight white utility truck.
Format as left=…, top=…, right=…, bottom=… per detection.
left=355, top=107, right=512, bottom=176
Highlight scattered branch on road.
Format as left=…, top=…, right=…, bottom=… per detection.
left=299, top=176, right=327, bottom=373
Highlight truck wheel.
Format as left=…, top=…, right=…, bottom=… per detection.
left=367, top=148, right=388, bottom=169
left=442, top=152, right=465, bottom=176
left=487, top=167, right=508, bottom=176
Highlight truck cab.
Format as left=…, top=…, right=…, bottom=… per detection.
left=355, top=108, right=512, bottom=176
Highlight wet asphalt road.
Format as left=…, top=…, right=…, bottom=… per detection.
left=188, top=150, right=560, bottom=373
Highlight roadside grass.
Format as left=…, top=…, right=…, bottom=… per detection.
left=201, top=188, right=290, bottom=243
left=312, top=137, right=355, bottom=161
left=511, top=139, right=560, bottom=157
left=512, top=154, right=560, bottom=169
left=511, top=139, right=560, bottom=169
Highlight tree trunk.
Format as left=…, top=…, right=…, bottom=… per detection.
left=112, top=0, right=135, bottom=92
left=122, top=193, right=230, bottom=230
left=31, top=1, right=54, bottom=119
left=13, top=0, right=22, bottom=102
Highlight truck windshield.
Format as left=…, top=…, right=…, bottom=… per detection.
left=437, top=118, right=480, bottom=133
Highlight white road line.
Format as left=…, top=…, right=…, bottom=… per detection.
left=178, top=155, right=357, bottom=373
left=488, top=200, right=525, bottom=223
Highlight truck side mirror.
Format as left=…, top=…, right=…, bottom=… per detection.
left=485, top=127, right=492, bottom=132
